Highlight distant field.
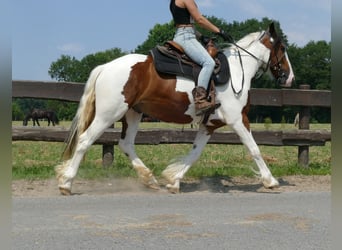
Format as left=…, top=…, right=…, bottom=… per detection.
left=12, top=121, right=331, bottom=180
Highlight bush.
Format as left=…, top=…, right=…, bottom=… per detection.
left=264, top=117, right=272, bottom=130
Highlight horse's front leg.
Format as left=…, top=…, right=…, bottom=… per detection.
left=33, top=119, right=38, bottom=126
left=230, top=121, right=279, bottom=188
left=162, top=124, right=211, bottom=193
left=118, top=109, right=159, bottom=190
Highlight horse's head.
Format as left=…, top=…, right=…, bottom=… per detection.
left=23, top=113, right=31, bottom=126
left=260, top=22, right=295, bottom=87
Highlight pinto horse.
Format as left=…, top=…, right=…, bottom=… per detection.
left=23, top=108, right=59, bottom=126
left=55, top=23, right=294, bottom=195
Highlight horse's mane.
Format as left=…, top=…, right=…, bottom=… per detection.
left=222, top=31, right=264, bottom=53
left=236, top=31, right=263, bottom=48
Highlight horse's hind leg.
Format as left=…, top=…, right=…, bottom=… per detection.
left=118, top=109, right=159, bottom=189
left=230, top=121, right=279, bottom=188
left=56, top=116, right=117, bottom=195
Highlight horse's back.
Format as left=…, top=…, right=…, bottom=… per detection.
left=91, top=54, right=148, bottom=116
left=95, top=54, right=147, bottom=89
left=104, top=54, right=147, bottom=72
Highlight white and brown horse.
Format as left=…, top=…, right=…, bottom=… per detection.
left=55, top=23, right=294, bottom=195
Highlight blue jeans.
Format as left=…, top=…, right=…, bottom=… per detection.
left=173, top=27, right=215, bottom=89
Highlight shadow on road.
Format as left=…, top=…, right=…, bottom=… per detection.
left=179, top=177, right=293, bottom=194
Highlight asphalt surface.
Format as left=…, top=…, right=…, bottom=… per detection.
left=12, top=191, right=331, bottom=250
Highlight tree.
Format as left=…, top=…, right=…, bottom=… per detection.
left=49, top=48, right=127, bottom=83
left=288, top=41, right=331, bottom=90
left=48, top=55, right=81, bottom=82
left=134, top=21, right=176, bottom=54
left=133, top=17, right=285, bottom=55
left=12, top=102, right=24, bottom=121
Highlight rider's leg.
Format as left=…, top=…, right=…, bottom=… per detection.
left=185, top=40, right=216, bottom=116
left=173, top=27, right=216, bottom=115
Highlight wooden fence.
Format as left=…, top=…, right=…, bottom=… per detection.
left=12, top=80, right=331, bottom=167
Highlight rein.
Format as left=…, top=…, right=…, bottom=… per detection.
left=224, top=31, right=272, bottom=96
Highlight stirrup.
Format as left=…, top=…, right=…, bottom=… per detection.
left=195, top=105, right=211, bottom=116
left=196, top=103, right=221, bottom=116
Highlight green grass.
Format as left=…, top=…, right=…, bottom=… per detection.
left=12, top=122, right=331, bottom=180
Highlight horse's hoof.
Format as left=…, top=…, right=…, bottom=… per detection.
left=166, top=184, right=180, bottom=194
left=134, top=165, right=160, bottom=190
left=59, top=187, right=72, bottom=196
left=146, top=181, right=160, bottom=190
left=262, top=177, right=279, bottom=189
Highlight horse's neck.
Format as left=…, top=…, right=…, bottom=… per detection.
left=227, top=43, right=269, bottom=86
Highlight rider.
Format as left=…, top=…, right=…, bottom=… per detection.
left=169, top=0, right=232, bottom=115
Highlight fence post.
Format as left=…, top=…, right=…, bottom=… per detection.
left=298, top=84, right=311, bottom=167
left=102, top=124, right=114, bottom=168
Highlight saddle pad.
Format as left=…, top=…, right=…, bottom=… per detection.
left=150, top=48, right=230, bottom=86
left=150, top=47, right=200, bottom=81
left=212, top=52, right=230, bottom=86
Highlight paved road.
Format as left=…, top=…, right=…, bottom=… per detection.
left=13, top=191, right=330, bottom=250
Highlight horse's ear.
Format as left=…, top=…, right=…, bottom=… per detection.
left=268, top=22, right=275, bottom=33
left=268, top=22, right=278, bottom=39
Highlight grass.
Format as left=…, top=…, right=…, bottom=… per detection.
left=12, top=122, right=331, bottom=180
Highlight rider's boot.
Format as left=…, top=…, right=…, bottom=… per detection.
left=192, top=86, right=215, bottom=116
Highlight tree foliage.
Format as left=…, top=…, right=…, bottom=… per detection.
left=135, top=21, right=176, bottom=55
left=288, top=41, right=331, bottom=90
left=13, top=18, right=331, bottom=123
left=49, top=48, right=127, bottom=83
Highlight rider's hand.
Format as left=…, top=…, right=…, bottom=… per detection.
left=200, top=35, right=211, bottom=45
left=217, top=29, right=234, bottom=43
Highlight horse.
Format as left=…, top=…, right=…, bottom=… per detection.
left=55, top=22, right=295, bottom=195
left=23, top=108, right=59, bottom=126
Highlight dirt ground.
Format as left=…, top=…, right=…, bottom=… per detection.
left=12, top=175, right=330, bottom=197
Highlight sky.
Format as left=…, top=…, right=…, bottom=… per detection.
left=12, top=0, right=331, bottom=81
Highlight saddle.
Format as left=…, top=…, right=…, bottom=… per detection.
left=150, top=39, right=230, bottom=87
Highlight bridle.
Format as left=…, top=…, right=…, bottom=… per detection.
left=227, top=31, right=288, bottom=95
left=266, top=38, right=288, bottom=85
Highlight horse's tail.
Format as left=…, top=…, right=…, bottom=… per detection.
left=62, top=65, right=103, bottom=160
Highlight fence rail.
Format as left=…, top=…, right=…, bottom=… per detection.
left=12, top=127, right=331, bottom=146
left=12, top=80, right=331, bottom=167
left=12, top=80, right=331, bottom=107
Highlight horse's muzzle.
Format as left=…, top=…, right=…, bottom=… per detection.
left=279, top=75, right=295, bottom=88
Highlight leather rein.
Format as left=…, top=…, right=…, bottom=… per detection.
left=227, top=31, right=284, bottom=95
